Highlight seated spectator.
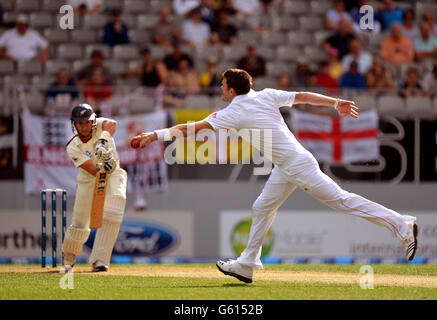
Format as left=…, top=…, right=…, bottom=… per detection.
left=376, top=0, right=404, bottom=31
left=0, top=15, right=49, bottom=62
left=350, top=0, right=381, bottom=34
left=152, top=6, right=181, bottom=50
left=237, top=44, right=266, bottom=78
left=316, top=61, right=339, bottom=94
left=422, top=12, right=437, bottom=37
left=381, top=23, right=414, bottom=66
left=326, top=0, right=352, bottom=32
left=45, top=69, right=80, bottom=117
left=198, top=0, right=218, bottom=27
left=422, top=65, right=437, bottom=97
left=250, top=0, right=280, bottom=34
left=326, top=47, right=343, bottom=80
left=217, top=0, right=238, bottom=16
left=414, top=22, right=437, bottom=62
left=365, top=57, right=395, bottom=96
left=181, top=8, right=211, bottom=48
left=67, top=0, right=102, bottom=15
left=400, top=9, right=419, bottom=41
left=340, top=61, right=366, bottom=91
left=169, top=58, right=200, bottom=95
left=164, top=40, right=194, bottom=71
left=210, top=9, right=238, bottom=46
left=173, top=0, right=200, bottom=16
left=103, top=10, right=130, bottom=47
left=76, top=49, right=112, bottom=85
left=294, top=57, right=311, bottom=89
left=123, top=48, right=169, bottom=88
left=199, top=56, right=220, bottom=95
left=323, top=18, right=356, bottom=59
left=342, top=38, right=372, bottom=74
left=399, top=67, right=426, bottom=98
left=83, top=69, right=113, bottom=115
left=277, top=73, right=291, bottom=90
left=305, top=70, right=324, bottom=93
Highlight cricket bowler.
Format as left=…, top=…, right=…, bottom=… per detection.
left=130, top=69, right=418, bottom=283
left=61, top=104, right=127, bottom=272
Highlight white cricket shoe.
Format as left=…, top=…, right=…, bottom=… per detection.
left=60, top=253, right=76, bottom=273
left=216, top=259, right=253, bottom=283
left=402, top=221, right=418, bottom=261
left=92, top=260, right=109, bottom=272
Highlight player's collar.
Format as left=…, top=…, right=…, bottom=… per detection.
left=232, top=89, right=255, bottom=103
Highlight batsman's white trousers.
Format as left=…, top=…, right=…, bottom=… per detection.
left=237, top=160, right=416, bottom=269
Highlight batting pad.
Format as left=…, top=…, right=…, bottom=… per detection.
left=89, top=219, right=120, bottom=266
left=103, top=195, right=126, bottom=223
left=62, top=226, right=90, bottom=256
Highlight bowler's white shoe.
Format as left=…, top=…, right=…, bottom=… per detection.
left=216, top=259, right=253, bottom=283
left=92, top=260, right=109, bottom=272
left=403, top=221, right=418, bottom=261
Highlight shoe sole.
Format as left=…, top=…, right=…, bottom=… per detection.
left=216, top=263, right=252, bottom=284
left=92, top=266, right=108, bottom=272
left=408, top=223, right=418, bottom=261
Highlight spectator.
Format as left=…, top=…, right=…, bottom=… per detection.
left=164, top=40, right=194, bottom=71
left=199, top=56, right=220, bottom=95
left=277, top=73, right=291, bottom=90
left=350, top=0, right=381, bottom=34
left=381, top=23, right=414, bottom=66
left=173, top=0, right=200, bottom=16
left=237, top=43, right=266, bottom=78
left=67, top=0, right=102, bottom=15
left=365, top=57, right=395, bottom=96
left=422, top=12, right=437, bottom=37
left=342, top=38, right=373, bottom=74
left=340, top=61, right=366, bottom=91
left=123, top=48, right=169, bottom=88
left=45, top=69, right=80, bottom=117
left=326, top=47, right=343, bottom=81
left=414, top=22, right=437, bottom=62
left=400, top=9, right=419, bottom=41
left=305, top=70, right=324, bottom=93
left=376, top=0, right=404, bottom=31
left=217, top=0, right=238, bottom=16
left=181, top=8, right=211, bottom=48
left=198, top=0, right=218, bottom=27
left=169, top=58, right=200, bottom=94
left=399, top=67, right=426, bottom=98
left=294, top=57, right=311, bottom=89
left=210, top=9, right=238, bottom=46
left=323, top=18, right=356, bottom=58
left=152, top=6, right=181, bottom=50
left=83, top=69, right=113, bottom=115
left=76, top=50, right=112, bottom=85
left=326, top=0, right=353, bottom=32
left=250, top=0, right=280, bottom=34
left=316, top=61, right=339, bottom=94
left=422, top=65, right=437, bottom=97
left=102, top=10, right=130, bottom=47
left=0, top=15, right=49, bottom=63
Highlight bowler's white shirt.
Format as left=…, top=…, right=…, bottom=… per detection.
left=0, top=29, right=48, bottom=61
left=205, top=89, right=314, bottom=173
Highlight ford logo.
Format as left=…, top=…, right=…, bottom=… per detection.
left=84, top=219, right=179, bottom=255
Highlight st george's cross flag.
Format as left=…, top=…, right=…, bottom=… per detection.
left=291, top=109, right=379, bottom=163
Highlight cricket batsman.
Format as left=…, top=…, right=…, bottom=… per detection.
left=61, top=104, right=127, bottom=272
left=130, top=69, right=418, bottom=283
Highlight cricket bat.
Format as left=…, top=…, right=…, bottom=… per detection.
left=90, top=169, right=108, bottom=229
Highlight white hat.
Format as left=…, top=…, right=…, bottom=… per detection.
left=16, top=14, right=28, bottom=24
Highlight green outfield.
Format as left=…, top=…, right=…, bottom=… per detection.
left=0, top=264, right=436, bottom=300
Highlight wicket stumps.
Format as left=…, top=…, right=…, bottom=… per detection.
left=41, top=189, right=67, bottom=268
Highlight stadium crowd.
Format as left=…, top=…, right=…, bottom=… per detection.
left=0, top=0, right=436, bottom=117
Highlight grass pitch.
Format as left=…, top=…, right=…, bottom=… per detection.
left=0, top=264, right=436, bottom=300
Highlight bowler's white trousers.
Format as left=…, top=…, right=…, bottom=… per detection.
left=237, top=158, right=416, bottom=269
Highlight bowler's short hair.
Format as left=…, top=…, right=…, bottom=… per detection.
left=223, top=69, right=253, bottom=96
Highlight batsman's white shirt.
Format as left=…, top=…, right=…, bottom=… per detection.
left=205, top=88, right=315, bottom=174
